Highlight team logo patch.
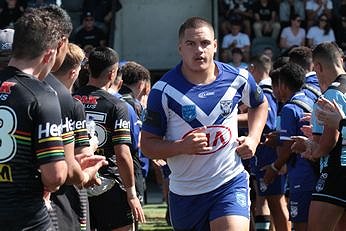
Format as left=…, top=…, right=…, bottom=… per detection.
left=315, top=173, right=328, bottom=192
left=254, top=86, right=263, bottom=102
left=290, top=204, right=298, bottom=218
left=182, top=105, right=196, bottom=122
left=235, top=192, right=247, bottom=208
left=220, top=100, right=232, bottom=117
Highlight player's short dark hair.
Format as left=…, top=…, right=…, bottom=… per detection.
left=121, top=61, right=151, bottom=85
left=312, top=42, right=344, bottom=67
left=249, top=54, right=272, bottom=73
left=178, top=16, right=214, bottom=41
left=39, top=4, right=73, bottom=37
left=279, top=63, right=305, bottom=92
left=12, top=8, right=60, bottom=59
left=88, top=46, right=119, bottom=78
left=288, top=46, right=312, bottom=71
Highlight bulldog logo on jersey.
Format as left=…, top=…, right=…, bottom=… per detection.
left=255, top=86, right=263, bottom=102
left=220, top=100, right=232, bottom=117
left=182, top=105, right=196, bottom=122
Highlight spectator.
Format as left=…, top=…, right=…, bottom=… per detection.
left=306, top=14, right=335, bottom=48
left=305, top=0, right=333, bottom=29
left=26, top=0, right=58, bottom=8
left=221, top=20, right=251, bottom=62
left=0, top=0, right=25, bottom=29
left=222, top=0, right=254, bottom=36
left=229, top=47, right=248, bottom=69
left=252, top=0, right=281, bottom=40
left=335, top=16, right=346, bottom=51
left=279, top=0, right=306, bottom=28
left=82, top=0, right=115, bottom=34
left=279, top=14, right=306, bottom=53
left=74, top=11, right=107, bottom=52
left=0, top=28, right=13, bottom=69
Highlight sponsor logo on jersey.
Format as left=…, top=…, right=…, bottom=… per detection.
left=0, top=164, right=13, bottom=182
left=74, top=95, right=99, bottom=105
left=0, top=82, right=15, bottom=94
left=182, top=105, right=196, bottom=122
left=220, top=100, right=232, bottom=117
left=182, top=125, right=232, bottom=155
left=115, top=119, right=130, bottom=129
left=38, top=122, right=62, bottom=139
left=72, top=119, right=87, bottom=130
left=0, top=82, right=16, bottom=101
left=198, top=91, right=215, bottom=99
left=61, top=117, right=74, bottom=133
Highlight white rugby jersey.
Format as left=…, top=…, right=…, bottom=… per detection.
left=143, top=61, right=264, bottom=195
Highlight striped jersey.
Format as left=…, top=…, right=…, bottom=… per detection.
left=0, top=66, right=64, bottom=221
left=73, top=85, right=131, bottom=184
left=142, top=61, right=264, bottom=195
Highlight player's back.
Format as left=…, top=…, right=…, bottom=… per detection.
left=0, top=66, right=64, bottom=218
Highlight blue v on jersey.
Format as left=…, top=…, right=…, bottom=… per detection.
left=142, top=61, right=264, bottom=195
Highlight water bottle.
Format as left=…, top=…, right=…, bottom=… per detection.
left=86, top=120, right=96, bottom=138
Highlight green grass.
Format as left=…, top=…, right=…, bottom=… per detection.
left=139, top=203, right=173, bottom=231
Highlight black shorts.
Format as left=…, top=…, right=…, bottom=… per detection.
left=88, top=183, right=133, bottom=230
left=312, top=165, right=346, bottom=208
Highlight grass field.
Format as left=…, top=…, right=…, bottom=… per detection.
left=139, top=203, right=173, bottom=231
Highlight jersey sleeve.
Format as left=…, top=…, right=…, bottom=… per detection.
left=312, top=89, right=346, bottom=135
left=112, top=100, right=131, bottom=146
left=72, top=99, right=90, bottom=148
left=142, top=81, right=168, bottom=137
left=34, top=91, right=65, bottom=165
left=279, top=105, right=298, bottom=140
left=240, top=69, right=265, bottom=108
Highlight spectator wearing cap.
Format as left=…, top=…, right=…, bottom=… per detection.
left=229, top=47, right=248, bottom=69
left=73, top=11, right=107, bottom=52
left=221, top=20, right=250, bottom=62
left=0, top=28, right=14, bottom=69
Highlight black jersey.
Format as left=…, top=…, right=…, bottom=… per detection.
left=0, top=67, right=64, bottom=223
left=45, top=73, right=75, bottom=145
left=46, top=74, right=90, bottom=231
left=73, top=85, right=131, bottom=184
left=72, top=98, right=89, bottom=148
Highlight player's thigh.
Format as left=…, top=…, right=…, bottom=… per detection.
left=210, top=215, right=249, bottom=231
left=308, top=200, right=344, bottom=231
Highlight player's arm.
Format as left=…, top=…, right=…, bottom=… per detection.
left=141, top=126, right=211, bottom=159
left=312, top=126, right=339, bottom=159
left=236, top=98, right=268, bottom=159
left=40, top=161, right=67, bottom=192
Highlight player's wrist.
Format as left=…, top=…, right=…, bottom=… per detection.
left=126, top=185, right=137, bottom=199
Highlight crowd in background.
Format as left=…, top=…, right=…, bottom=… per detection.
left=218, top=0, right=346, bottom=67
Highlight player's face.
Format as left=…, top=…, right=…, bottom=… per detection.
left=178, top=26, right=217, bottom=73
